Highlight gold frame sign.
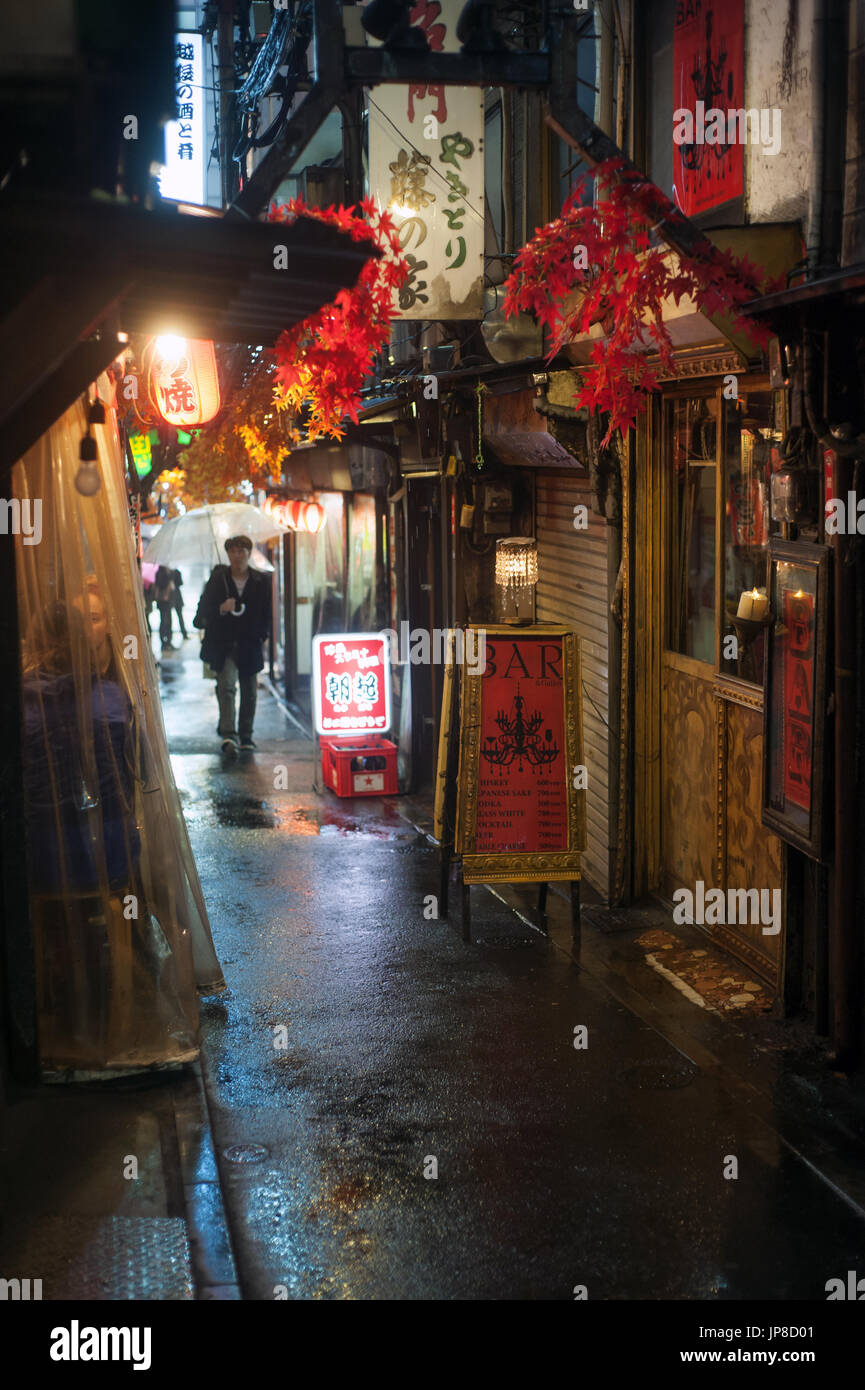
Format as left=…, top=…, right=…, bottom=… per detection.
left=453, top=625, right=585, bottom=885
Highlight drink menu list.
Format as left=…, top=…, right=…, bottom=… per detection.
left=474, top=636, right=569, bottom=854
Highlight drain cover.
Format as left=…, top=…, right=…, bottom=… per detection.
left=621, top=1060, right=697, bottom=1090
left=223, top=1143, right=270, bottom=1164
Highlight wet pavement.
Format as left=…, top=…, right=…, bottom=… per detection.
left=157, top=642, right=865, bottom=1301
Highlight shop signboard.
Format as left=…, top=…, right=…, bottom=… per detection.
left=367, top=0, right=484, bottom=319
left=453, top=625, right=585, bottom=883
left=762, top=542, right=829, bottom=859
left=159, top=32, right=205, bottom=206
left=672, top=0, right=745, bottom=218
left=312, top=633, right=392, bottom=738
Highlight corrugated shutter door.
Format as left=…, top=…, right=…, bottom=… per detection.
left=535, top=471, right=610, bottom=899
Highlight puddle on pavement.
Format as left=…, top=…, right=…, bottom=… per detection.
left=277, top=807, right=421, bottom=843
left=211, top=795, right=277, bottom=829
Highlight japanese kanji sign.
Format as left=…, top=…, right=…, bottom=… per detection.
left=159, top=32, right=205, bottom=206
left=367, top=0, right=484, bottom=319
left=312, top=634, right=392, bottom=737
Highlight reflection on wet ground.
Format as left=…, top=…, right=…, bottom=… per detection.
left=159, top=650, right=865, bottom=1300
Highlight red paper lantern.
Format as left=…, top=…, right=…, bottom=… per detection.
left=149, top=336, right=220, bottom=427
left=302, top=501, right=326, bottom=534
left=285, top=499, right=305, bottom=530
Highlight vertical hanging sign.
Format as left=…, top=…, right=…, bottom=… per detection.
left=159, top=32, right=206, bottom=206
left=367, top=0, right=485, bottom=319
left=672, top=0, right=745, bottom=218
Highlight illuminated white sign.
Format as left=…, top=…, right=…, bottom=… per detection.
left=159, top=32, right=205, bottom=206
left=367, top=0, right=484, bottom=319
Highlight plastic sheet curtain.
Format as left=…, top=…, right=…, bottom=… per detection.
left=13, top=379, right=225, bottom=1076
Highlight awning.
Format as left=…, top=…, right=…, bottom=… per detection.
left=561, top=223, right=803, bottom=375
left=0, top=192, right=375, bottom=477
left=744, top=261, right=865, bottom=318
left=483, top=428, right=581, bottom=470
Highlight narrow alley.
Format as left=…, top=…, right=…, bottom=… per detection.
left=161, top=646, right=865, bottom=1301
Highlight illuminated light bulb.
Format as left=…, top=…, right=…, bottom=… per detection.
left=154, top=334, right=187, bottom=363
left=75, top=443, right=101, bottom=495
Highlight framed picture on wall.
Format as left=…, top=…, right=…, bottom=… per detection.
left=761, top=541, right=830, bottom=859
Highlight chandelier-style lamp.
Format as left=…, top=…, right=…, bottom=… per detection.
left=495, top=537, right=538, bottom=626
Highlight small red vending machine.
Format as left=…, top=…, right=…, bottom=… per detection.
left=312, top=634, right=398, bottom=798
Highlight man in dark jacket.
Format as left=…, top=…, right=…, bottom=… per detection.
left=193, top=536, right=271, bottom=752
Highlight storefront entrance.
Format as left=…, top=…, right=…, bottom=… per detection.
left=634, top=378, right=784, bottom=987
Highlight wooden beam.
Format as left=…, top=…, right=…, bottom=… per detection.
left=0, top=337, right=121, bottom=483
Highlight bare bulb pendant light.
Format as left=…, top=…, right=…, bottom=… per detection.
left=75, top=431, right=101, bottom=495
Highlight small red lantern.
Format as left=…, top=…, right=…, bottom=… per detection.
left=148, top=336, right=220, bottom=427
left=285, top=499, right=305, bottom=530
left=302, top=501, right=326, bottom=534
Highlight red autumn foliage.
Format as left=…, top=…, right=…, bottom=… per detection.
left=503, top=159, right=784, bottom=443
left=267, top=197, right=410, bottom=442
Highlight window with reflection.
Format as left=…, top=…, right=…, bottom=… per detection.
left=721, top=390, right=784, bottom=684
left=667, top=395, right=718, bottom=664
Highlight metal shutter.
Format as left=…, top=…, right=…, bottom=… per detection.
left=535, top=471, right=610, bottom=900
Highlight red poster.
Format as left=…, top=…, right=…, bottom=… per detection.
left=312, top=634, right=391, bottom=737
left=672, top=0, right=744, bottom=217
left=475, top=636, right=567, bottom=854
left=782, top=589, right=813, bottom=810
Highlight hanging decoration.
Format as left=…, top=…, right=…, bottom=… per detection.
left=147, top=335, right=221, bottom=428
left=267, top=198, right=410, bottom=443
left=502, top=159, right=783, bottom=444
left=262, top=495, right=327, bottom=534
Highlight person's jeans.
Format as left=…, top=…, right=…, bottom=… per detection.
left=216, top=653, right=258, bottom=741
left=157, top=601, right=172, bottom=646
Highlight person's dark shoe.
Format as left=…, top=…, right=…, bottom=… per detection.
left=221, top=737, right=239, bottom=753
left=239, top=738, right=257, bottom=751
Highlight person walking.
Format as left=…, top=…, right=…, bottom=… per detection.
left=193, top=536, right=271, bottom=752
left=154, top=565, right=175, bottom=652
left=171, top=569, right=189, bottom=640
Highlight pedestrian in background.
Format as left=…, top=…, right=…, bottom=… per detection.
left=171, top=569, right=189, bottom=640
left=154, top=565, right=175, bottom=652
left=193, top=536, right=270, bottom=752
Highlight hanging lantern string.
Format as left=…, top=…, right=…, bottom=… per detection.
left=474, top=383, right=487, bottom=469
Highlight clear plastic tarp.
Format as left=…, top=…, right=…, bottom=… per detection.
left=13, top=377, right=225, bottom=1076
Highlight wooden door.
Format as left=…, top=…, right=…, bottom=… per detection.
left=659, top=393, right=720, bottom=899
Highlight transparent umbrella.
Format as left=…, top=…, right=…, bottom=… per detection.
left=141, top=502, right=284, bottom=572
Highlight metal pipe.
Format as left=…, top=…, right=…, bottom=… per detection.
left=807, top=0, right=826, bottom=275
left=830, top=445, right=860, bottom=1066
left=501, top=89, right=514, bottom=256
left=596, top=1, right=614, bottom=134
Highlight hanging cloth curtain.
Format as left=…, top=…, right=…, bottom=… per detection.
left=13, top=377, right=225, bottom=1076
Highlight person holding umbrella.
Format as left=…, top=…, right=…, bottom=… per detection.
left=193, top=536, right=271, bottom=752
